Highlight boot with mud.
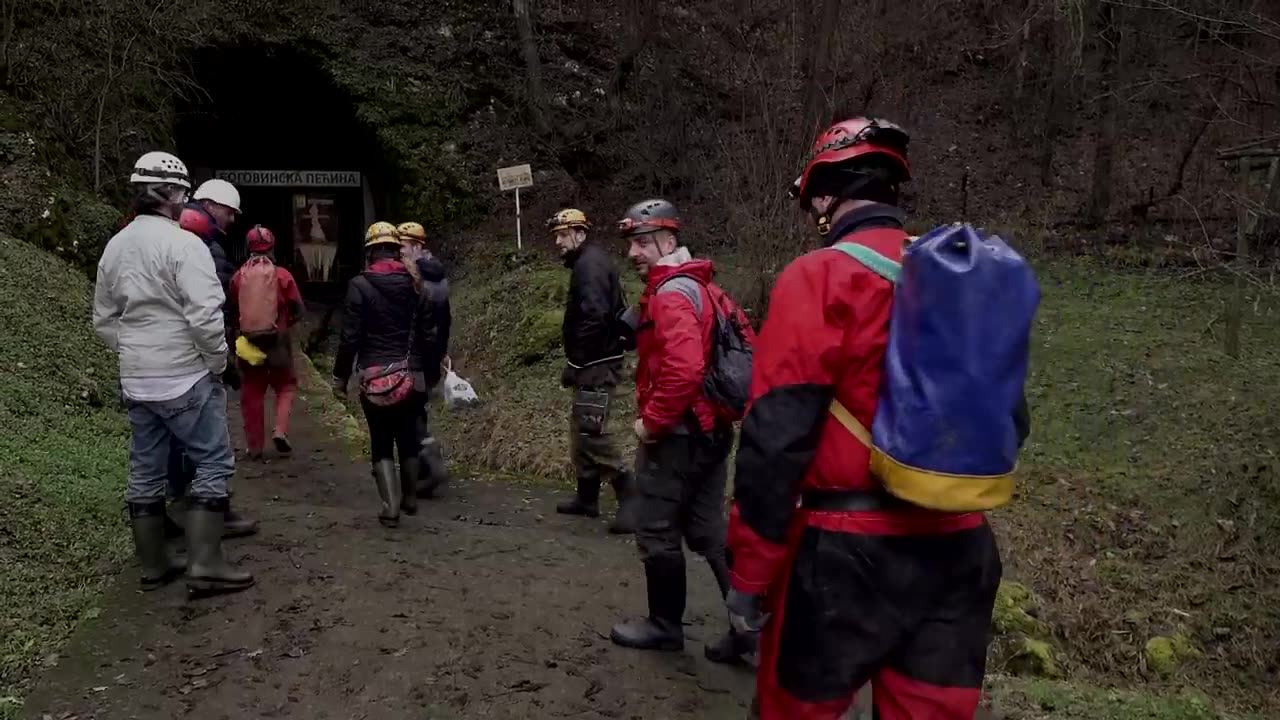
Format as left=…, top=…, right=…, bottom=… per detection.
left=222, top=492, right=258, bottom=539
left=398, top=455, right=420, bottom=516
left=610, top=557, right=686, bottom=651
left=556, top=477, right=601, bottom=518
left=372, top=459, right=401, bottom=528
left=184, top=497, right=254, bottom=597
left=607, top=471, right=637, bottom=534
left=416, top=435, right=450, bottom=499
left=128, top=501, right=186, bottom=590
left=701, top=549, right=757, bottom=665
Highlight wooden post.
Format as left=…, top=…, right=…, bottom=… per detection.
left=1224, top=157, right=1249, bottom=358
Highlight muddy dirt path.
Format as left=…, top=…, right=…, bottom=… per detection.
left=23, top=392, right=756, bottom=719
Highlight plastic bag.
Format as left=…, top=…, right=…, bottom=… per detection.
left=441, top=357, right=479, bottom=408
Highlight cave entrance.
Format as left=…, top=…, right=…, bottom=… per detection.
left=175, top=43, right=394, bottom=300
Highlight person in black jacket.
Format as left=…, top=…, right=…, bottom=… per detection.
left=411, top=251, right=453, bottom=498
left=548, top=209, right=636, bottom=534
left=331, top=222, right=445, bottom=528
left=163, top=196, right=257, bottom=540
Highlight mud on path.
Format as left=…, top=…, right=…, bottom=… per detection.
left=23, top=392, right=755, bottom=719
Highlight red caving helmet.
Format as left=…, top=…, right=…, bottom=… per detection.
left=246, top=225, right=276, bottom=253
left=179, top=206, right=215, bottom=240
left=789, top=117, right=911, bottom=210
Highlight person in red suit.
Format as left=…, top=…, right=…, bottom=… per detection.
left=226, top=225, right=305, bottom=459
left=725, top=117, right=1019, bottom=720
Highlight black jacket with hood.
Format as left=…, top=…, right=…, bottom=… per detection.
left=414, top=255, right=451, bottom=388
left=333, top=259, right=440, bottom=387
left=561, top=240, right=626, bottom=388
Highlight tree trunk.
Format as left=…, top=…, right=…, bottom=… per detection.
left=1224, top=158, right=1250, bottom=358
left=800, top=0, right=839, bottom=135
left=606, top=0, right=652, bottom=117
left=512, top=0, right=549, bottom=136
left=1086, top=4, right=1126, bottom=226
left=0, top=0, right=17, bottom=88
left=1012, top=12, right=1031, bottom=139
left=1038, top=15, right=1067, bottom=187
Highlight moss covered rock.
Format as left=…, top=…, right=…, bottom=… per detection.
left=991, top=581, right=1062, bottom=678
left=1144, top=633, right=1202, bottom=678
left=1005, top=637, right=1059, bottom=678
left=993, top=581, right=1053, bottom=638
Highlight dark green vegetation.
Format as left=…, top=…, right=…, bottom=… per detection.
left=0, top=237, right=131, bottom=713
left=3, top=0, right=1279, bottom=717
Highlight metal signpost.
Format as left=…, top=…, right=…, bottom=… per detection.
left=496, top=163, right=534, bottom=250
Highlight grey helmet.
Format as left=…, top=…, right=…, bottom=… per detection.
left=616, top=198, right=681, bottom=236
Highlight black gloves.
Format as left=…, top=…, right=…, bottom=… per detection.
left=220, top=363, right=241, bottom=391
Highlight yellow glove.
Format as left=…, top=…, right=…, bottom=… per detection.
left=235, top=335, right=267, bottom=366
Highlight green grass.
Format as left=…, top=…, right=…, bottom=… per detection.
left=0, top=236, right=132, bottom=713
left=435, top=251, right=1280, bottom=715
left=991, top=257, right=1279, bottom=713
left=991, top=676, right=1264, bottom=720
left=431, top=257, right=644, bottom=488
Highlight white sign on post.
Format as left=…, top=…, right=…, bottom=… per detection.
left=497, top=164, right=534, bottom=250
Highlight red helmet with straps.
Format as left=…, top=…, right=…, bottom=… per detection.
left=246, top=225, right=275, bottom=253
left=179, top=206, right=215, bottom=240
left=790, top=117, right=911, bottom=209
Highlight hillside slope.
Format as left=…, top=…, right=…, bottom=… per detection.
left=0, top=236, right=130, bottom=708
left=430, top=248, right=1280, bottom=716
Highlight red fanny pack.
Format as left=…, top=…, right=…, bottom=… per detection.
left=360, top=361, right=414, bottom=406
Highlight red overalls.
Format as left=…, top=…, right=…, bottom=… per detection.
left=228, top=263, right=304, bottom=454
left=727, top=205, right=1001, bottom=720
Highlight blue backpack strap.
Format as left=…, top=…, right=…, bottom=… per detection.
left=656, top=274, right=705, bottom=315
left=830, top=242, right=901, bottom=284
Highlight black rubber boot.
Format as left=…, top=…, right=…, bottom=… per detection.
left=607, top=472, right=637, bottom=534
left=701, top=549, right=757, bottom=665
left=128, top=501, right=185, bottom=591
left=373, top=459, right=401, bottom=528
left=610, top=558, right=686, bottom=651
left=399, top=456, right=420, bottom=516
left=184, top=497, right=254, bottom=597
left=705, top=628, right=759, bottom=666
left=222, top=492, right=258, bottom=539
left=163, top=502, right=186, bottom=540
left=416, top=435, right=450, bottom=498
left=556, top=477, right=601, bottom=517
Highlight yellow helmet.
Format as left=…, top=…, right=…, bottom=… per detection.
left=546, top=208, right=591, bottom=235
left=396, top=221, right=427, bottom=245
left=364, top=221, right=399, bottom=247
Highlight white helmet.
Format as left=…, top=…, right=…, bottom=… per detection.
left=130, top=151, right=190, bottom=188
left=192, top=179, right=241, bottom=212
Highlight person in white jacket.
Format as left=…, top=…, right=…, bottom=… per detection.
left=94, top=151, right=253, bottom=597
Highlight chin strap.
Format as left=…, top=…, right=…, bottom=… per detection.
left=816, top=215, right=832, bottom=236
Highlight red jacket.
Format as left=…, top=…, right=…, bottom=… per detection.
left=727, top=205, right=984, bottom=595
left=227, top=258, right=305, bottom=335
left=635, top=251, right=718, bottom=437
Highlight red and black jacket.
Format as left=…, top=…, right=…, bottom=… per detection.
left=635, top=255, right=719, bottom=437
left=727, top=204, right=989, bottom=596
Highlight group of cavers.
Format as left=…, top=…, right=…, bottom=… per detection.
left=92, top=116, right=1040, bottom=720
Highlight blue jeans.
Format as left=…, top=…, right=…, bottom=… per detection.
left=125, top=375, right=235, bottom=502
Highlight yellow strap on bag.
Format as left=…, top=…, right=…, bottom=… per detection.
left=828, top=399, right=1014, bottom=512
left=235, top=335, right=267, bottom=366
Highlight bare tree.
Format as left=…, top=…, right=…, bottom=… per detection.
left=800, top=0, right=840, bottom=135
left=1085, top=2, right=1130, bottom=225
left=606, top=0, right=655, bottom=118
left=0, top=0, right=18, bottom=88
left=512, top=0, right=550, bottom=135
